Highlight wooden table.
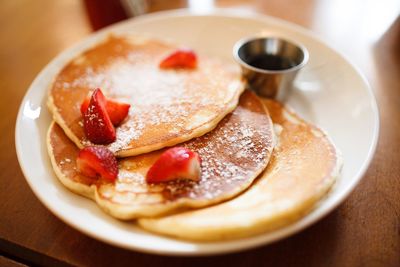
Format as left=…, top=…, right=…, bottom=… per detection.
left=1, top=0, right=399, bottom=266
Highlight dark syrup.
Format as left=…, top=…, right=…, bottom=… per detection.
left=248, top=54, right=296, bottom=70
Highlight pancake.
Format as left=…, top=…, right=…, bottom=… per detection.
left=47, top=35, right=245, bottom=157
left=47, top=91, right=274, bottom=219
left=138, top=99, right=341, bottom=240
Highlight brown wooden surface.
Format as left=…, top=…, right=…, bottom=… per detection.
left=0, top=255, right=27, bottom=267
left=1, top=0, right=399, bottom=266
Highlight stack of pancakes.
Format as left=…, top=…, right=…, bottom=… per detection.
left=47, top=35, right=341, bottom=241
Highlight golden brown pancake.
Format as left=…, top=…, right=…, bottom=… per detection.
left=47, top=91, right=274, bottom=219
left=48, top=35, right=245, bottom=157
left=138, top=99, right=341, bottom=240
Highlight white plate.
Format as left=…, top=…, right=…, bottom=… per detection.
left=15, top=10, right=379, bottom=255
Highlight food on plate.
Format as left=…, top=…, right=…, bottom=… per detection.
left=47, top=90, right=274, bottom=219
left=77, top=146, right=118, bottom=182
left=159, top=49, right=198, bottom=69
left=145, top=147, right=202, bottom=183
left=47, top=35, right=245, bottom=157
left=80, top=91, right=131, bottom=127
left=82, top=88, right=117, bottom=144
left=138, top=99, right=341, bottom=240
left=45, top=33, right=341, bottom=241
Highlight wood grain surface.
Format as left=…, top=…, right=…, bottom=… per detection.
left=1, top=0, right=399, bottom=266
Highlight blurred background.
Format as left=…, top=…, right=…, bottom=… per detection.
left=2, top=0, right=399, bottom=99
left=2, top=0, right=399, bottom=136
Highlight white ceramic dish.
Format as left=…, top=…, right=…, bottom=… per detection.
left=15, top=10, right=379, bottom=256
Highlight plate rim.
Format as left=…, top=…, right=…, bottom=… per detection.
left=15, top=9, right=380, bottom=256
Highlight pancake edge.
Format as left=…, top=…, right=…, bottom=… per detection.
left=115, top=80, right=246, bottom=157
left=94, top=93, right=274, bottom=219
left=136, top=101, right=343, bottom=241
left=47, top=96, right=85, bottom=149
left=47, top=81, right=246, bottom=158
left=46, top=92, right=276, bottom=220
left=47, top=121, right=95, bottom=199
left=46, top=34, right=246, bottom=158
left=95, top=124, right=273, bottom=220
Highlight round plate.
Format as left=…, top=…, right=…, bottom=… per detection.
left=15, top=10, right=379, bottom=255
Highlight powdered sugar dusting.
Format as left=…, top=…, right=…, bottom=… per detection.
left=104, top=92, right=274, bottom=204
left=176, top=104, right=272, bottom=200
left=52, top=36, right=242, bottom=154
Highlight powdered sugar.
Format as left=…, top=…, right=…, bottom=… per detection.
left=173, top=105, right=272, bottom=200
left=52, top=36, right=243, bottom=154
left=122, top=96, right=274, bottom=202
left=101, top=93, right=273, bottom=205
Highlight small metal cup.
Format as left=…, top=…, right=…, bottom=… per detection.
left=233, top=36, right=309, bottom=101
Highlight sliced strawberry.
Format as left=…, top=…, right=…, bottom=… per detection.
left=146, top=147, right=201, bottom=183
left=81, top=95, right=130, bottom=126
left=159, top=49, right=197, bottom=69
left=106, top=99, right=130, bottom=126
left=80, top=97, right=90, bottom=115
left=83, top=88, right=116, bottom=144
left=77, top=146, right=118, bottom=182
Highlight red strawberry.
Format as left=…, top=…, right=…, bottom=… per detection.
left=146, top=147, right=201, bottom=183
left=159, top=49, right=197, bottom=69
left=83, top=89, right=116, bottom=144
left=81, top=95, right=130, bottom=126
left=106, top=99, right=130, bottom=126
left=80, top=97, right=90, bottom=115
left=77, top=146, right=118, bottom=182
